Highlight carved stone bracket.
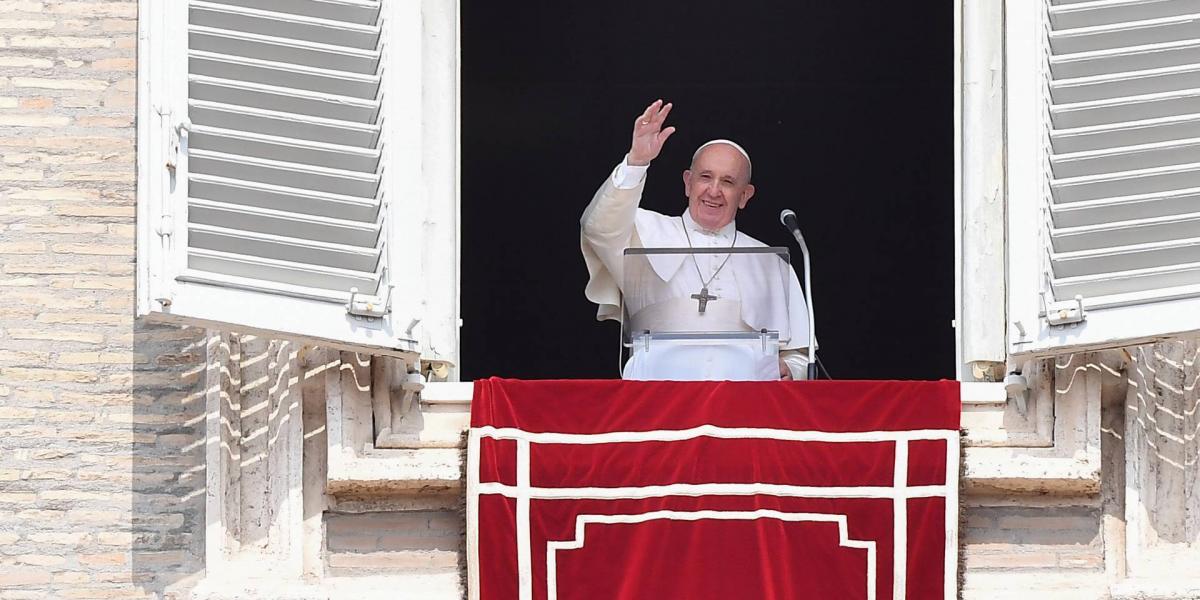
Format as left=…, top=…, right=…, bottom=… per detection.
left=325, top=352, right=470, bottom=496
left=964, top=352, right=1107, bottom=494
left=369, top=357, right=468, bottom=449
left=962, top=358, right=1055, bottom=448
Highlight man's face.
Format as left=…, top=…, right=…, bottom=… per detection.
left=682, top=144, right=755, bottom=231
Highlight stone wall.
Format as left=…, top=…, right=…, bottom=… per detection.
left=0, top=1, right=208, bottom=596
left=325, top=505, right=461, bottom=576
left=961, top=495, right=1109, bottom=598
left=0, top=2, right=1196, bottom=598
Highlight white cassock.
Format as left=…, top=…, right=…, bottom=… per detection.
left=580, top=157, right=812, bottom=380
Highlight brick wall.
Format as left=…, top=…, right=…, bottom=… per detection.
left=960, top=495, right=1109, bottom=598
left=0, top=1, right=208, bottom=597
left=963, top=496, right=1103, bottom=571
left=325, top=503, right=461, bottom=576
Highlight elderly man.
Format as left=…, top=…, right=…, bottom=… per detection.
left=581, top=100, right=811, bottom=380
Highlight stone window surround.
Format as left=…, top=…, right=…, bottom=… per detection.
left=325, top=353, right=1107, bottom=497
left=191, top=337, right=1117, bottom=598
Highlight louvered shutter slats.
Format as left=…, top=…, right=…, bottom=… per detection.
left=188, top=198, right=382, bottom=247
left=1053, top=262, right=1200, bottom=298
left=188, top=174, right=380, bottom=222
left=1050, top=189, right=1200, bottom=225
left=212, top=0, right=381, bottom=26
left=189, top=52, right=381, bottom=98
left=1053, top=236, right=1200, bottom=275
left=1050, top=0, right=1200, bottom=29
left=183, top=0, right=387, bottom=301
left=1053, top=163, right=1200, bottom=202
left=189, top=27, right=381, bottom=74
left=1052, top=91, right=1200, bottom=128
left=190, top=2, right=380, bottom=50
left=1050, top=14, right=1200, bottom=54
left=1053, top=65, right=1200, bottom=104
left=190, top=77, right=379, bottom=123
left=188, top=101, right=380, bottom=147
left=1052, top=114, right=1200, bottom=152
left=188, top=225, right=380, bottom=271
left=1053, top=40, right=1200, bottom=79
left=1052, top=137, right=1200, bottom=176
left=1053, top=211, right=1200, bottom=248
left=1044, top=0, right=1200, bottom=310
left=189, top=126, right=381, bottom=172
left=186, top=249, right=380, bottom=292
left=189, top=150, right=379, bottom=197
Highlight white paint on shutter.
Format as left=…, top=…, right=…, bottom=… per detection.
left=1008, top=0, right=1200, bottom=357
left=184, top=0, right=385, bottom=299
left=138, top=0, right=423, bottom=356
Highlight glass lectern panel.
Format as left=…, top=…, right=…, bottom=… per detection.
left=621, top=247, right=793, bottom=342
left=620, top=247, right=794, bottom=381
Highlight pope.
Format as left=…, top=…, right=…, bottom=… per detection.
left=580, top=100, right=812, bottom=380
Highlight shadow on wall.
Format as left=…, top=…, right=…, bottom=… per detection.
left=130, top=326, right=308, bottom=592
left=129, top=319, right=208, bottom=593
left=1125, top=340, right=1200, bottom=546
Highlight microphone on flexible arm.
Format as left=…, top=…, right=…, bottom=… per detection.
left=779, top=209, right=818, bottom=380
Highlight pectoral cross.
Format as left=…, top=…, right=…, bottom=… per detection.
left=691, top=287, right=717, bottom=313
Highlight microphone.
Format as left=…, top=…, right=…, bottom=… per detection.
left=779, top=209, right=801, bottom=238
left=778, top=208, right=817, bottom=380
left=779, top=209, right=807, bottom=252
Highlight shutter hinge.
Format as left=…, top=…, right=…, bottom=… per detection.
left=1004, top=370, right=1029, bottom=416
left=1043, top=294, right=1086, bottom=326
left=347, top=285, right=392, bottom=319
left=155, top=214, right=174, bottom=238
left=166, top=118, right=192, bottom=173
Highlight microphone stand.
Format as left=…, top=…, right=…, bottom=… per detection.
left=783, top=218, right=818, bottom=380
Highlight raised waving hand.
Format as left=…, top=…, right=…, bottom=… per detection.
left=628, top=99, right=676, bottom=166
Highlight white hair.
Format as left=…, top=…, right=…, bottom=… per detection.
left=691, top=139, right=752, bottom=181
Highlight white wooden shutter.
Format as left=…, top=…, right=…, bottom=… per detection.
left=1007, top=0, right=1200, bottom=357
left=137, top=0, right=426, bottom=356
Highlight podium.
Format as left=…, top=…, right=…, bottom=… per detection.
left=619, top=246, right=804, bottom=381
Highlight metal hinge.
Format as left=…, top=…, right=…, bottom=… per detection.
left=346, top=285, right=393, bottom=319
left=155, top=214, right=174, bottom=238
left=1004, top=370, right=1029, bottom=416
left=166, top=118, right=192, bottom=173
left=1044, top=294, right=1086, bottom=326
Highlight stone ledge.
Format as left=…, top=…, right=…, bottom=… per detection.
left=177, top=574, right=461, bottom=600
left=960, top=381, right=1007, bottom=405
left=421, top=381, right=474, bottom=405
left=327, top=447, right=463, bottom=496
left=962, top=571, right=1109, bottom=599
left=325, top=435, right=1103, bottom=496
left=963, top=447, right=1101, bottom=494
left=1110, top=580, right=1200, bottom=600
left=329, top=380, right=1102, bottom=495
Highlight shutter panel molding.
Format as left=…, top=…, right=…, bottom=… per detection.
left=1008, top=0, right=1200, bottom=357
left=137, top=0, right=455, bottom=357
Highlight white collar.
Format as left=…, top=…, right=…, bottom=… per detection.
left=682, top=209, right=736, bottom=239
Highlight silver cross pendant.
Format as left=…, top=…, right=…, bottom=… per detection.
left=691, top=287, right=717, bottom=313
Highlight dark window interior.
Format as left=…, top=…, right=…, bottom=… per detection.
left=461, top=0, right=954, bottom=380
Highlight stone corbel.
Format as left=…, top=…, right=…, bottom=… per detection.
left=325, top=351, right=471, bottom=497
left=961, top=358, right=1055, bottom=448
left=370, top=356, right=467, bottom=449
left=371, top=356, right=422, bottom=444
left=963, top=352, right=1113, bottom=494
